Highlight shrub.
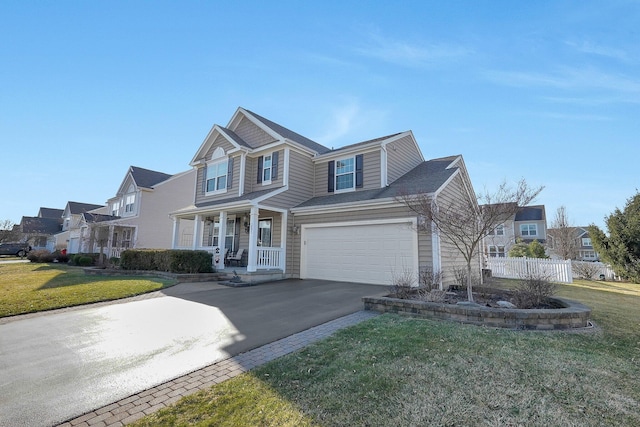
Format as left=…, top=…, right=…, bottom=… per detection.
left=388, top=269, right=415, bottom=299
left=572, top=261, right=601, bottom=280
left=418, top=267, right=443, bottom=291
left=52, top=250, right=69, bottom=263
left=27, top=249, right=55, bottom=263
left=120, top=249, right=213, bottom=273
left=419, top=289, right=447, bottom=302
left=512, top=271, right=557, bottom=308
left=77, top=256, right=93, bottom=266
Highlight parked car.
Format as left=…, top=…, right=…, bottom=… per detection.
left=0, top=242, right=32, bottom=257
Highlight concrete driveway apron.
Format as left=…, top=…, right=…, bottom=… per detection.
left=0, top=279, right=385, bottom=427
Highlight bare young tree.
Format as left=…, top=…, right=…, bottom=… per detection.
left=398, top=179, right=543, bottom=302
left=0, top=219, right=19, bottom=243
left=548, top=206, right=577, bottom=260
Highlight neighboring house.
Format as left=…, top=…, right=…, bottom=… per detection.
left=170, top=107, right=479, bottom=286
left=55, top=202, right=105, bottom=253
left=81, top=166, right=196, bottom=257
left=484, top=204, right=547, bottom=258
left=17, top=207, right=64, bottom=251
left=547, top=226, right=599, bottom=261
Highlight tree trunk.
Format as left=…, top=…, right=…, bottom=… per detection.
left=466, top=262, right=474, bottom=302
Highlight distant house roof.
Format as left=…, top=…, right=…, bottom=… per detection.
left=68, top=202, right=104, bottom=215
left=82, top=213, right=120, bottom=223
left=294, top=156, right=459, bottom=209
left=515, top=205, right=546, bottom=221
left=130, top=166, right=173, bottom=189
left=38, top=207, right=63, bottom=219
left=20, top=216, right=62, bottom=235
left=244, top=109, right=332, bottom=154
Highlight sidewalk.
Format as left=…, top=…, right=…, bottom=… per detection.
left=58, top=310, right=380, bottom=427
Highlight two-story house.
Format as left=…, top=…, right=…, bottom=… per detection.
left=18, top=207, right=64, bottom=251
left=484, top=204, right=548, bottom=258
left=170, top=107, right=478, bottom=286
left=80, top=166, right=196, bottom=258
left=547, top=226, right=599, bottom=261
left=54, top=202, right=106, bottom=254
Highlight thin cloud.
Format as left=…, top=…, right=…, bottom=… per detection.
left=485, top=66, right=640, bottom=98
left=565, top=40, right=629, bottom=62
left=313, top=100, right=388, bottom=147
left=355, top=32, right=472, bottom=66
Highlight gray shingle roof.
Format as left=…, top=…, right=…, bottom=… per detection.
left=20, top=217, right=62, bottom=234
left=325, top=133, right=404, bottom=154
left=130, top=166, right=173, bottom=188
left=515, top=205, right=545, bottom=221
left=82, top=213, right=120, bottom=223
left=244, top=109, right=331, bottom=154
left=38, top=207, right=63, bottom=219
left=294, top=157, right=458, bottom=209
left=68, top=202, right=104, bottom=215
left=219, top=126, right=252, bottom=148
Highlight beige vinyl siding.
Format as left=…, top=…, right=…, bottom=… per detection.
left=386, top=135, right=424, bottom=184
left=116, top=170, right=196, bottom=250
left=313, top=149, right=381, bottom=196
left=288, top=204, right=433, bottom=279
left=234, top=116, right=277, bottom=148
left=244, top=149, right=284, bottom=194
left=194, top=154, right=241, bottom=205
left=264, top=150, right=315, bottom=209
left=433, top=174, right=481, bottom=287
left=204, top=134, right=236, bottom=157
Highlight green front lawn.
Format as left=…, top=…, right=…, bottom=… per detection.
left=0, top=263, right=175, bottom=317
left=133, top=278, right=640, bottom=426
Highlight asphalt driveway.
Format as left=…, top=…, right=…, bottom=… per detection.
left=0, top=279, right=386, bottom=427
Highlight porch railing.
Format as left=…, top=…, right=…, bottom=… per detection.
left=256, top=247, right=284, bottom=270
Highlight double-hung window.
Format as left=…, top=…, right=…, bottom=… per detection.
left=328, top=154, right=363, bottom=193
left=206, top=160, right=228, bottom=194
left=520, top=224, right=537, bottom=237
left=262, top=154, right=272, bottom=183
left=335, top=157, right=355, bottom=191
left=125, top=194, right=135, bottom=213
left=489, top=224, right=504, bottom=236
left=582, top=237, right=592, bottom=247
left=111, top=201, right=120, bottom=216
left=488, top=245, right=505, bottom=258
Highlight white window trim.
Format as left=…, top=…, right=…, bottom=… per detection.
left=488, top=245, right=506, bottom=258
left=262, top=153, right=273, bottom=185
left=124, top=194, right=136, bottom=214
left=582, top=238, right=592, bottom=247
left=519, top=223, right=538, bottom=237
left=205, top=158, right=229, bottom=196
left=334, top=156, right=356, bottom=193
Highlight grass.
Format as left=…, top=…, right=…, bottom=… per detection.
left=0, top=263, right=175, bottom=317
left=133, top=278, right=640, bottom=427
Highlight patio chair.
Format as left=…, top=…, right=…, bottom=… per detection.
left=227, top=248, right=245, bottom=266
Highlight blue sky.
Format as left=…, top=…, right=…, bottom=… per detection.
left=2, top=1, right=639, bottom=230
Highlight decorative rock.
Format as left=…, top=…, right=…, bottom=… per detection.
left=497, top=301, right=517, bottom=309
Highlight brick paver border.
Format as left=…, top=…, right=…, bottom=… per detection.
left=58, top=310, right=379, bottom=427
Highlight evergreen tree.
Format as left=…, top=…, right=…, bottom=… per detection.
left=588, top=192, right=640, bottom=283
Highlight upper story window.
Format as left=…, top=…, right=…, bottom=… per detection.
left=489, top=224, right=505, bottom=236
left=582, top=237, right=592, bottom=247
left=206, top=160, right=228, bottom=193
left=520, top=223, right=537, bottom=236
left=111, top=201, right=120, bottom=216
left=124, top=194, right=136, bottom=213
left=257, top=152, right=278, bottom=185
left=328, top=154, right=363, bottom=193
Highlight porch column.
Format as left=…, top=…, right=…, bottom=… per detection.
left=280, top=211, right=288, bottom=272
left=193, top=214, right=202, bottom=250
left=216, top=211, right=227, bottom=269
left=107, top=225, right=114, bottom=258
left=247, top=206, right=259, bottom=272
left=171, top=217, right=180, bottom=249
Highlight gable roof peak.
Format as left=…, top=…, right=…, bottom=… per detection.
left=129, top=166, right=173, bottom=188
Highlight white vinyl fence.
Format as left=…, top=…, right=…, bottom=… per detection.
left=486, top=257, right=573, bottom=283
left=486, top=257, right=618, bottom=283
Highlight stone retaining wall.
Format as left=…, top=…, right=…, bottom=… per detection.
left=362, top=295, right=591, bottom=330
left=82, top=268, right=226, bottom=283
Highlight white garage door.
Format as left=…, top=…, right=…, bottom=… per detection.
left=301, top=219, right=418, bottom=286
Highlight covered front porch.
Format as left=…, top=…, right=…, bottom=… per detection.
left=171, top=204, right=287, bottom=274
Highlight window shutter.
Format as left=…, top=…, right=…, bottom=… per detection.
left=257, top=156, right=263, bottom=183
left=355, top=154, right=364, bottom=188
left=202, top=167, right=207, bottom=194
left=328, top=161, right=335, bottom=193
left=272, top=151, right=279, bottom=180
left=227, top=157, right=234, bottom=189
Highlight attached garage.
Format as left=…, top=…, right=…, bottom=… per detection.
left=300, top=219, right=419, bottom=286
